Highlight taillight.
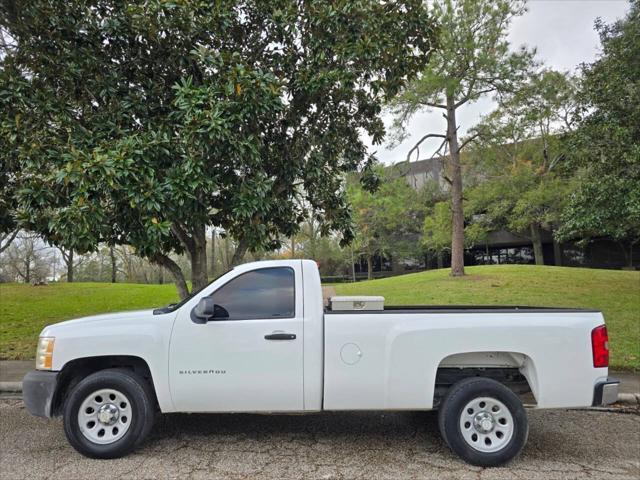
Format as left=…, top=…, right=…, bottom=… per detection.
left=591, top=325, right=609, bottom=368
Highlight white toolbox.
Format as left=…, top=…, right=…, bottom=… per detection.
left=330, top=296, right=385, bottom=311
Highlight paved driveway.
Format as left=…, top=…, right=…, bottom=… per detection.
left=1, top=399, right=638, bottom=479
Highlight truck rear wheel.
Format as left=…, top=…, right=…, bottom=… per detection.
left=63, top=369, right=155, bottom=458
left=438, top=377, right=528, bottom=467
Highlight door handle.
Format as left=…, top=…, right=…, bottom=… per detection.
left=264, top=333, right=296, bottom=340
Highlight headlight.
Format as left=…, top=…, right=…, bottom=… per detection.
left=35, top=337, right=55, bottom=370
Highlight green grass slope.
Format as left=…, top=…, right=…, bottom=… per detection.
left=1, top=265, right=638, bottom=369
left=334, top=265, right=639, bottom=370
left=0, top=282, right=179, bottom=360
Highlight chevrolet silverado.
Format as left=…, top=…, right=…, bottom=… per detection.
left=23, top=259, right=619, bottom=466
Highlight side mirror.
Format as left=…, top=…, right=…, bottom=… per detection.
left=194, top=297, right=215, bottom=318
left=191, top=297, right=229, bottom=323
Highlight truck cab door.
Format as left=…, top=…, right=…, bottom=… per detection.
left=169, top=265, right=304, bottom=412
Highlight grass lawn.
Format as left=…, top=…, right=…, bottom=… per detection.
left=334, top=265, right=639, bottom=370
left=1, top=265, right=638, bottom=369
left=0, top=282, right=179, bottom=361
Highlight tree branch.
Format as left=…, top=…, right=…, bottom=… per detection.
left=150, top=252, right=190, bottom=300
left=454, top=86, right=496, bottom=109
left=457, top=132, right=480, bottom=153
left=231, top=237, right=249, bottom=266
left=422, top=101, right=447, bottom=109
left=0, top=229, right=19, bottom=254
left=430, top=137, right=449, bottom=160
left=406, top=133, right=447, bottom=162
left=171, top=223, right=196, bottom=254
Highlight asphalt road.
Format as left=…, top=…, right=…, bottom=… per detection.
left=0, top=399, right=638, bottom=480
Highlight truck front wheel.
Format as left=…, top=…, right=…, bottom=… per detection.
left=63, top=369, right=155, bottom=458
left=437, top=377, right=528, bottom=467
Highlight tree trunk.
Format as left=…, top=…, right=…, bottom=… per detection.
left=231, top=237, right=249, bottom=267
left=291, top=236, right=295, bottom=258
left=25, top=260, right=31, bottom=283
left=309, top=221, right=317, bottom=260
left=553, top=239, right=562, bottom=266
left=97, top=250, right=104, bottom=280
left=224, top=237, right=232, bottom=270
left=530, top=224, right=544, bottom=265
left=190, top=225, right=208, bottom=293
left=391, top=255, right=402, bottom=274
left=109, top=245, right=117, bottom=283
left=210, top=229, right=216, bottom=277
left=367, top=254, right=373, bottom=280
left=158, top=264, right=164, bottom=284
left=618, top=241, right=634, bottom=269
left=151, top=253, right=190, bottom=300
left=171, top=223, right=208, bottom=292
left=67, top=250, right=74, bottom=283
left=446, top=95, right=465, bottom=277
left=350, top=247, right=356, bottom=282
left=191, top=248, right=208, bottom=292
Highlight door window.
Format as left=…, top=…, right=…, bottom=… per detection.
left=209, top=267, right=295, bottom=320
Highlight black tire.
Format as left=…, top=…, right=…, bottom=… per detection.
left=63, top=368, right=155, bottom=459
left=438, top=377, right=528, bottom=467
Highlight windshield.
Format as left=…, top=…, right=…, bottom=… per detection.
left=153, top=268, right=234, bottom=314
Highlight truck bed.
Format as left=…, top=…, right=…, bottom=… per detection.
left=322, top=305, right=606, bottom=411
left=326, top=305, right=599, bottom=314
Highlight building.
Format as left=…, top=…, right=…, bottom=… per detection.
left=354, top=157, right=637, bottom=277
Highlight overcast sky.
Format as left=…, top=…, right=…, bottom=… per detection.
left=372, top=0, right=631, bottom=165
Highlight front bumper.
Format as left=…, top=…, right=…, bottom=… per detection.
left=22, top=370, right=59, bottom=418
left=592, top=377, right=620, bottom=406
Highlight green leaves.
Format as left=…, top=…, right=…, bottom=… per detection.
left=422, top=201, right=487, bottom=254
left=557, top=4, right=640, bottom=247
left=389, top=0, right=536, bottom=147
left=1, top=0, right=436, bottom=265
left=348, top=166, right=426, bottom=259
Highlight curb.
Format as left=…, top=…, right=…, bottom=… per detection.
left=0, top=382, right=22, bottom=393
left=1, top=382, right=638, bottom=406
left=617, top=393, right=640, bottom=405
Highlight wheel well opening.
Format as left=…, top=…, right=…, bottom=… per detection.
left=434, top=352, right=537, bottom=408
left=52, top=355, right=157, bottom=416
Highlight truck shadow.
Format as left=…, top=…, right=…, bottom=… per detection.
left=151, top=410, right=444, bottom=447
left=143, top=409, right=633, bottom=469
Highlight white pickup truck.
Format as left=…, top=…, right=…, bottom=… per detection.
left=23, top=259, right=619, bottom=466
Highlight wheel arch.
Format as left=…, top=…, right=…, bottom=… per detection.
left=433, top=351, right=540, bottom=407
left=52, top=355, right=158, bottom=416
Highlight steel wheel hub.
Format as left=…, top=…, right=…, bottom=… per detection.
left=473, top=411, right=495, bottom=433
left=97, top=403, right=120, bottom=425
left=78, top=388, right=132, bottom=445
left=459, top=396, right=514, bottom=453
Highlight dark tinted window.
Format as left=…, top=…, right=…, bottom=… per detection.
left=210, top=267, right=295, bottom=320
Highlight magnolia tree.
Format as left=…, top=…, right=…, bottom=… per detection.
left=0, top=1, right=436, bottom=298
left=389, top=0, right=534, bottom=276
